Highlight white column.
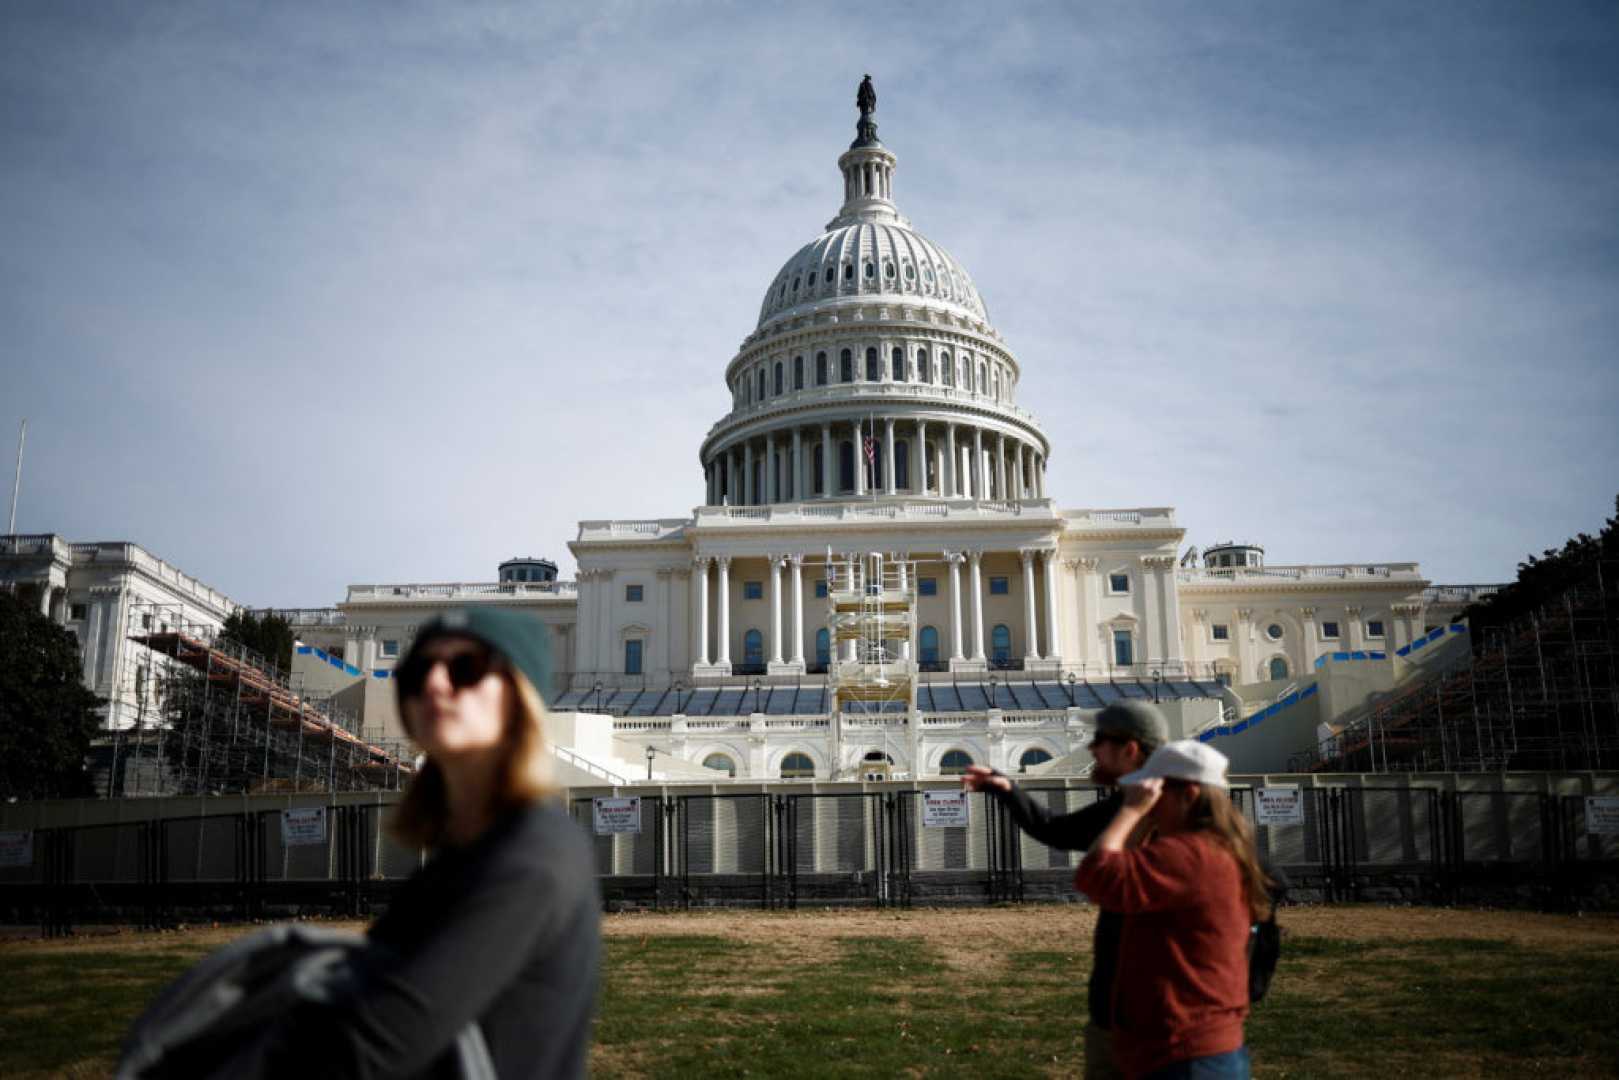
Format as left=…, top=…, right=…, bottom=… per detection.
left=972, top=427, right=984, bottom=499
left=791, top=555, right=805, bottom=664
left=791, top=427, right=802, bottom=502
left=916, top=420, right=928, bottom=494
left=945, top=424, right=958, bottom=497
left=996, top=434, right=1007, bottom=501
left=716, top=558, right=732, bottom=666
left=1042, top=550, right=1062, bottom=663
left=693, top=559, right=710, bottom=666
left=765, top=432, right=777, bottom=503
left=883, top=417, right=896, bottom=494
left=896, top=559, right=911, bottom=660
left=743, top=442, right=754, bottom=505
left=855, top=422, right=868, bottom=496
left=1236, top=607, right=1254, bottom=682
left=769, top=555, right=784, bottom=664
left=969, top=550, right=986, bottom=661
left=948, top=553, right=965, bottom=661
left=820, top=423, right=832, bottom=497
left=597, top=569, right=614, bottom=675
left=656, top=568, right=673, bottom=676
left=1021, top=550, right=1039, bottom=662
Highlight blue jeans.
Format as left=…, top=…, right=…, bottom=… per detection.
left=1143, top=1046, right=1250, bottom=1080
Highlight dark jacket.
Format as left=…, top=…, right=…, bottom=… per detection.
left=268, top=801, right=601, bottom=1079
left=985, top=779, right=1123, bottom=1028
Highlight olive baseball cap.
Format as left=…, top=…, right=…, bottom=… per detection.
left=1093, top=700, right=1169, bottom=753
left=398, top=608, right=554, bottom=706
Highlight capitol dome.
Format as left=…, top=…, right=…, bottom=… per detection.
left=699, top=80, right=1049, bottom=510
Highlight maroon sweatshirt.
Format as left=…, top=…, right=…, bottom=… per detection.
left=1075, top=832, right=1249, bottom=1079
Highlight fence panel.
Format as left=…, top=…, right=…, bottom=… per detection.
left=891, top=790, right=995, bottom=904
left=1566, top=796, right=1619, bottom=861
left=70, top=821, right=148, bottom=884
left=676, top=794, right=773, bottom=907
left=160, top=814, right=241, bottom=883
left=255, top=809, right=338, bottom=882
left=780, top=793, right=885, bottom=906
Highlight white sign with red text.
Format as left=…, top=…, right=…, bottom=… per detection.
left=0, top=831, right=33, bottom=868
left=1586, top=797, right=1619, bottom=836
left=1254, top=787, right=1305, bottom=827
left=280, top=807, right=328, bottom=847
left=593, top=797, right=643, bottom=835
left=922, top=790, right=971, bottom=828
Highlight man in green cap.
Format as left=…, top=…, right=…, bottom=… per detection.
left=961, top=699, right=1169, bottom=1080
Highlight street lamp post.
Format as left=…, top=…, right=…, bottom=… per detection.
left=1152, top=668, right=1162, bottom=703
left=987, top=675, right=999, bottom=710
left=1066, top=671, right=1078, bottom=706
left=592, top=681, right=604, bottom=713
left=645, top=744, right=655, bottom=781
left=752, top=677, right=764, bottom=713
left=672, top=678, right=686, bottom=714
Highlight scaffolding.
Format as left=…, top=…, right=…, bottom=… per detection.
left=827, top=552, right=917, bottom=779
left=102, top=599, right=415, bottom=797
left=1302, top=562, right=1619, bottom=773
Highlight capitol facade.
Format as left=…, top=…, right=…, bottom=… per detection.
left=262, top=84, right=1493, bottom=786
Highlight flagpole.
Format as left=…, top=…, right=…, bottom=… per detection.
left=7, top=419, right=24, bottom=536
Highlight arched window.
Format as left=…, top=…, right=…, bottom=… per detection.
left=977, top=362, right=987, bottom=393
left=920, top=625, right=940, bottom=664
left=884, top=261, right=894, bottom=279
left=1269, top=656, right=1289, bottom=681
left=815, top=628, right=830, bottom=667
left=892, top=346, right=905, bottom=381
left=793, top=355, right=804, bottom=390
left=780, top=751, right=815, bottom=779
left=703, top=753, right=737, bottom=778
left=918, top=349, right=930, bottom=382
left=774, top=362, right=783, bottom=396
left=791, top=275, right=800, bottom=293
left=813, top=444, right=824, bottom=495
left=816, top=352, right=828, bottom=385
left=991, top=369, right=998, bottom=399
left=839, top=440, right=856, bottom=492
left=744, top=629, right=764, bottom=666
left=840, top=349, right=853, bottom=382
left=843, top=264, right=853, bottom=282
left=939, top=749, right=974, bottom=776
left=865, top=347, right=879, bottom=382
left=1019, top=748, right=1053, bottom=773
left=991, top=624, right=1012, bottom=664
left=864, top=262, right=875, bottom=280
left=942, top=353, right=953, bottom=386
left=758, top=369, right=766, bottom=400
left=895, top=440, right=909, bottom=489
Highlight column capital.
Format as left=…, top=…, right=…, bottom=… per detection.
left=967, top=548, right=984, bottom=565
left=717, top=555, right=732, bottom=571
left=1139, top=554, right=1177, bottom=571
left=1298, top=606, right=1316, bottom=618
left=655, top=568, right=674, bottom=580
left=1018, top=549, right=1036, bottom=568
left=691, top=555, right=711, bottom=572
left=1236, top=607, right=1255, bottom=621
left=1191, top=608, right=1208, bottom=623
left=1075, top=556, right=1101, bottom=572
left=1392, top=603, right=1423, bottom=618
left=1345, top=605, right=1363, bottom=616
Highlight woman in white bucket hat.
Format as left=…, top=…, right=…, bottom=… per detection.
left=1075, top=740, right=1272, bottom=1080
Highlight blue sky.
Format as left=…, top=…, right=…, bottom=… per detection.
left=3, top=2, right=1616, bottom=606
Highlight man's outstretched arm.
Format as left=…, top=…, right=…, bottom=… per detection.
left=961, top=765, right=1119, bottom=851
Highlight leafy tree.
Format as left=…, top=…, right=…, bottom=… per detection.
left=1463, top=494, right=1619, bottom=642
left=219, top=609, right=295, bottom=673
left=0, top=588, right=103, bottom=799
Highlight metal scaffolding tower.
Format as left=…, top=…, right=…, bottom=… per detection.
left=827, top=552, right=916, bottom=779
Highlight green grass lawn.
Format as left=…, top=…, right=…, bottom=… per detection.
left=2, top=909, right=1617, bottom=1078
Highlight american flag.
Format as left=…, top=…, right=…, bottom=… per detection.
left=863, top=434, right=877, bottom=464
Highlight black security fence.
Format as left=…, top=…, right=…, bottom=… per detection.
left=3, top=786, right=1616, bottom=933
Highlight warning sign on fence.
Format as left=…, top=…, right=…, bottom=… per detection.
left=0, top=831, right=32, bottom=868
left=1587, top=796, right=1619, bottom=836
left=593, top=796, right=642, bottom=835
left=1254, top=786, right=1305, bottom=826
left=280, top=807, right=328, bottom=847
left=922, top=790, right=970, bottom=828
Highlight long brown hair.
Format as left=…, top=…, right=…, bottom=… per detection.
left=1164, top=780, right=1275, bottom=921
left=390, top=667, right=557, bottom=849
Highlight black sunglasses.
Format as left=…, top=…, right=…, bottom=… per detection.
left=396, top=648, right=499, bottom=699
left=1087, top=732, right=1131, bottom=750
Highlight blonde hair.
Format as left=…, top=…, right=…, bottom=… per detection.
left=1168, top=781, right=1275, bottom=922
left=390, top=667, right=557, bottom=849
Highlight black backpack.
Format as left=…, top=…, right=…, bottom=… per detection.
left=1247, top=870, right=1288, bottom=1003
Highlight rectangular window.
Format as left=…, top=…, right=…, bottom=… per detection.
left=380, top=639, right=400, bottom=658
left=1211, top=624, right=1229, bottom=641
left=624, top=639, right=642, bottom=675
left=814, top=579, right=827, bottom=599
left=70, top=603, right=88, bottom=621
left=142, top=613, right=152, bottom=629
left=744, top=581, right=763, bottom=600
left=1113, top=630, right=1133, bottom=667
left=1367, top=619, right=1385, bottom=637
left=989, top=576, right=1009, bottom=595
left=625, top=584, right=644, bottom=602
left=918, top=577, right=938, bottom=597
left=1108, top=573, right=1130, bottom=594
left=1321, top=621, right=1340, bottom=639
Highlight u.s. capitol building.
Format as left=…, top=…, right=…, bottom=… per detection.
left=283, top=83, right=1492, bottom=784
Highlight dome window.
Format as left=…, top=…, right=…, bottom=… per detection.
left=816, top=352, right=828, bottom=385
left=892, top=346, right=905, bottom=382
left=844, top=264, right=854, bottom=282
left=774, top=361, right=783, bottom=396
left=792, top=275, right=800, bottom=292
left=865, top=347, right=879, bottom=382
left=904, top=263, right=914, bottom=280
left=924, top=267, right=934, bottom=282
left=917, top=348, right=930, bottom=383
left=840, top=349, right=853, bottom=382
left=884, top=261, right=894, bottom=279
left=864, top=262, right=875, bottom=279
left=793, top=355, right=804, bottom=390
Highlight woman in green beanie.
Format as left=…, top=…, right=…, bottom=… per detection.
left=268, top=608, right=601, bottom=1079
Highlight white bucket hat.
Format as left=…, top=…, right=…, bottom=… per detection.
left=1117, top=739, right=1230, bottom=790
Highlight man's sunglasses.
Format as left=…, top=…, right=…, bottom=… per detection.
left=396, top=649, right=499, bottom=700
left=1087, top=732, right=1131, bottom=750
